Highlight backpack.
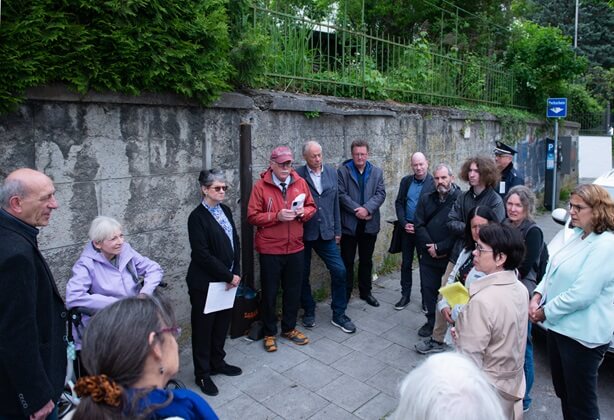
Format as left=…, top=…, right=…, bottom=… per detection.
left=527, top=225, right=549, bottom=284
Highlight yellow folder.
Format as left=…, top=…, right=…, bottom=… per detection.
left=439, top=282, right=470, bottom=307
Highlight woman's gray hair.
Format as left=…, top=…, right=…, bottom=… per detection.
left=390, top=352, right=505, bottom=420
left=505, top=185, right=536, bottom=220
left=198, top=169, right=226, bottom=188
left=89, top=216, right=122, bottom=243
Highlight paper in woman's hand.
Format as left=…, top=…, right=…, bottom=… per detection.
left=204, top=282, right=239, bottom=314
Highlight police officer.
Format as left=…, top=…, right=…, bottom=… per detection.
left=494, top=141, right=524, bottom=199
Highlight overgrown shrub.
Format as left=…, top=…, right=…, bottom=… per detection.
left=0, top=0, right=233, bottom=113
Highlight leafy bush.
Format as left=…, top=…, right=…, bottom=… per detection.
left=0, top=0, right=233, bottom=113
left=505, top=20, right=588, bottom=112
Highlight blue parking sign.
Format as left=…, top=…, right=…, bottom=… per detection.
left=547, top=98, right=567, bottom=118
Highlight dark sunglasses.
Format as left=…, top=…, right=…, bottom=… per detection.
left=211, top=186, right=229, bottom=192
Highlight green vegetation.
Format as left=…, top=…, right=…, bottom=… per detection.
left=0, top=0, right=610, bottom=121
left=0, top=0, right=233, bottom=113
left=377, top=254, right=401, bottom=277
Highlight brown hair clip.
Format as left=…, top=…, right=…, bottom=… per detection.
left=75, top=374, right=123, bottom=407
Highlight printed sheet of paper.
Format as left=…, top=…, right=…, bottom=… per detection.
left=204, top=282, right=238, bottom=314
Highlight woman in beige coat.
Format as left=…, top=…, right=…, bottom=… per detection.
left=453, top=223, right=529, bottom=419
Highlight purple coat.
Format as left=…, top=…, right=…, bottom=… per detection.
left=65, top=241, right=163, bottom=346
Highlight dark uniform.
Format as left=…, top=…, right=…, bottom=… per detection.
left=494, top=141, right=524, bottom=199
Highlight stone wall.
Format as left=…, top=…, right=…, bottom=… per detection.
left=0, top=86, right=579, bottom=323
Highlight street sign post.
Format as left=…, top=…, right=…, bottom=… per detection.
left=546, top=98, right=567, bottom=211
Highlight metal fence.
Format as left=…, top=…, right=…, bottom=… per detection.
left=251, top=5, right=524, bottom=108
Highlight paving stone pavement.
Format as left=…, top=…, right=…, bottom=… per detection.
left=173, top=213, right=584, bottom=419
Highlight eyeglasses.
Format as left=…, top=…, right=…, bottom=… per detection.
left=274, top=161, right=293, bottom=168
left=474, top=243, right=494, bottom=255
left=568, top=202, right=590, bottom=212
left=156, top=326, right=182, bottom=339
left=211, top=186, right=228, bottom=192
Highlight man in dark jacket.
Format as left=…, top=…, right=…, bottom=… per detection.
left=338, top=140, right=386, bottom=307
left=297, top=141, right=356, bottom=333
left=393, top=152, right=434, bottom=310
left=414, top=164, right=460, bottom=338
left=0, top=168, right=66, bottom=420
left=494, top=140, right=524, bottom=199
left=447, top=156, right=506, bottom=264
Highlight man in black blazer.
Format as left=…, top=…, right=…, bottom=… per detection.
left=393, top=152, right=435, bottom=311
left=0, top=168, right=66, bottom=420
left=297, top=141, right=356, bottom=334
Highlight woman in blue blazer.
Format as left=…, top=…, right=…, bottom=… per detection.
left=530, top=184, right=614, bottom=420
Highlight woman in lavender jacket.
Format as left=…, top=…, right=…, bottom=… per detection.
left=65, top=216, right=163, bottom=367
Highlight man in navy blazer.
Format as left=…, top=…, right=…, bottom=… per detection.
left=393, top=152, right=435, bottom=312
left=296, top=141, right=356, bottom=333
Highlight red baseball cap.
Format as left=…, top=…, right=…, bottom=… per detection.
left=270, top=146, right=293, bottom=163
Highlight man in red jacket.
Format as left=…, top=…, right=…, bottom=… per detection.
left=247, top=146, right=316, bottom=352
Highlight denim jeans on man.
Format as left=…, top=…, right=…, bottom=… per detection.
left=301, top=238, right=347, bottom=319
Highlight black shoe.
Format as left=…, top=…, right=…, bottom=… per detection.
left=394, top=295, right=410, bottom=310
left=360, top=294, right=380, bottom=307
left=211, top=364, right=242, bottom=376
left=418, top=322, right=434, bottom=338
left=196, top=376, right=219, bottom=396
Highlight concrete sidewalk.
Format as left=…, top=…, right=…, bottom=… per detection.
left=175, top=213, right=563, bottom=419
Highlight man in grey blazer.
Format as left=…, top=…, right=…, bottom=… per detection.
left=338, top=140, right=386, bottom=307
left=297, top=141, right=356, bottom=333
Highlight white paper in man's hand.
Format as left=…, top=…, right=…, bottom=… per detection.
left=291, top=193, right=306, bottom=210
left=204, top=282, right=238, bottom=314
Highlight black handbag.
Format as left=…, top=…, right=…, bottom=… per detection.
left=230, top=284, right=261, bottom=339
left=388, top=220, right=403, bottom=254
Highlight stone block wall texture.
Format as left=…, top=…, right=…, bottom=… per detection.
left=0, top=87, right=579, bottom=323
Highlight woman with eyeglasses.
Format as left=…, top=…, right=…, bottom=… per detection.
left=503, top=185, right=545, bottom=413
left=530, top=184, right=614, bottom=420
left=73, top=295, right=217, bottom=419
left=453, top=223, right=528, bottom=420
left=186, top=169, right=242, bottom=397
left=416, top=206, right=497, bottom=354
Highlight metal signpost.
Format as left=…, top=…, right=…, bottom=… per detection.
left=547, top=98, right=568, bottom=211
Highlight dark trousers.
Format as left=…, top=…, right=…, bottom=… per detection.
left=260, top=251, right=304, bottom=336
left=301, top=238, right=348, bottom=319
left=418, top=260, right=446, bottom=328
left=340, top=223, right=377, bottom=300
left=547, top=329, right=608, bottom=420
left=189, top=288, right=232, bottom=380
left=400, top=230, right=417, bottom=298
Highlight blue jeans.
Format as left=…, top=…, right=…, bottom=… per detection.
left=301, top=238, right=348, bottom=319
left=523, top=321, right=534, bottom=410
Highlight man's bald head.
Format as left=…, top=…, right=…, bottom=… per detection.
left=1, top=168, right=58, bottom=227
left=411, top=152, right=429, bottom=180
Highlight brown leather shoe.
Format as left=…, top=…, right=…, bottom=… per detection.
left=264, top=335, right=277, bottom=352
